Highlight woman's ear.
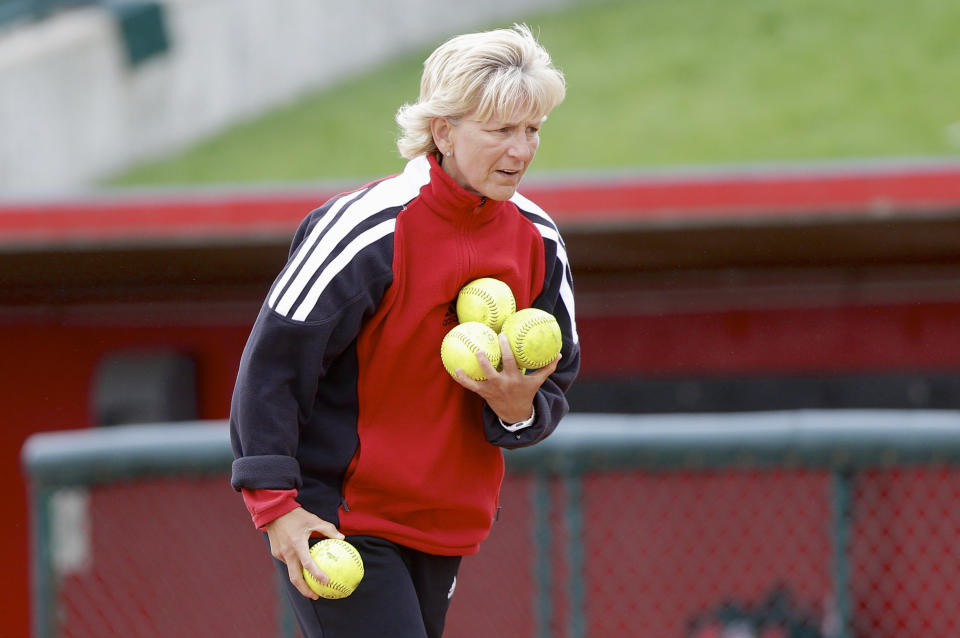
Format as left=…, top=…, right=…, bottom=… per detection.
left=431, top=117, right=454, bottom=155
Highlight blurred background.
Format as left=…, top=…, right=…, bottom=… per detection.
left=4, top=0, right=960, bottom=636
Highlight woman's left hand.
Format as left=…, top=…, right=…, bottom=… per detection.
left=453, top=333, right=560, bottom=423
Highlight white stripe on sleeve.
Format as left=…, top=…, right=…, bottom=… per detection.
left=272, top=156, right=430, bottom=320
left=535, top=223, right=578, bottom=344
left=267, top=194, right=351, bottom=310
left=290, top=219, right=397, bottom=322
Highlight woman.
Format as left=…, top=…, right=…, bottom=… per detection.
left=230, top=23, right=579, bottom=638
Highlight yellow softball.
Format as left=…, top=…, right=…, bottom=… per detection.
left=501, top=308, right=562, bottom=370
left=302, top=538, right=364, bottom=600
left=456, top=277, right=517, bottom=332
left=440, top=321, right=502, bottom=380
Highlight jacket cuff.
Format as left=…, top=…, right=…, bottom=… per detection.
left=230, top=455, right=302, bottom=491
left=241, top=488, right=300, bottom=529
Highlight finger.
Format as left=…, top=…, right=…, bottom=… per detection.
left=544, top=353, right=561, bottom=374
left=498, top=333, right=517, bottom=369
left=301, top=520, right=344, bottom=588
left=454, top=368, right=481, bottom=391
left=529, top=354, right=561, bottom=381
left=287, top=552, right=321, bottom=599
left=475, top=350, right=500, bottom=379
left=311, top=521, right=345, bottom=541
left=299, top=543, right=330, bottom=584
left=496, top=334, right=523, bottom=377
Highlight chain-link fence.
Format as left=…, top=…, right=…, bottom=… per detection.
left=22, top=411, right=960, bottom=638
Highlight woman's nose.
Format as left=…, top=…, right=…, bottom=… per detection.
left=507, top=133, right=536, bottom=161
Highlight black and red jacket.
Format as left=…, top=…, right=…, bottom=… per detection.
left=230, top=154, right=579, bottom=556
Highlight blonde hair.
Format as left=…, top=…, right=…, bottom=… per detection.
left=396, top=24, right=566, bottom=159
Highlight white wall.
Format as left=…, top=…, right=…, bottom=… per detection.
left=0, top=0, right=579, bottom=195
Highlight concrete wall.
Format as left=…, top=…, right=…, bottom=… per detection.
left=0, top=0, right=579, bottom=195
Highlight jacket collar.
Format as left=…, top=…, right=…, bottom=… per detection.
left=414, top=154, right=503, bottom=225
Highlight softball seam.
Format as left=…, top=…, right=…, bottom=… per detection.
left=513, top=316, right=558, bottom=368
left=463, top=287, right=502, bottom=324
left=456, top=333, right=482, bottom=353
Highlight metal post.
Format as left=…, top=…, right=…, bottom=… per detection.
left=567, top=475, right=585, bottom=638
left=533, top=473, right=552, bottom=638
left=830, top=469, right=854, bottom=638
left=29, top=486, right=56, bottom=638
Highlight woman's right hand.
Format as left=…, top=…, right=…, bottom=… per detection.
left=264, top=506, right=345, bottom=600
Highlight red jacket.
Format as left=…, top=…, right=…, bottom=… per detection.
left=231, top=154, right=579, bottom=555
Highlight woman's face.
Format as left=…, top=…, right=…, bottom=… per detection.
left=435, top=115, right=543, bottom=201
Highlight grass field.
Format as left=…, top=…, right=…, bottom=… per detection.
left=108, top=0, right=960, bottom=186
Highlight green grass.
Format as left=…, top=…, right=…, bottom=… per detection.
left=108, top=0, right=960, bottom=187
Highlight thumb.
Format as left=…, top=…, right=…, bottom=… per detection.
left=530, top=353, right=561, bottom=381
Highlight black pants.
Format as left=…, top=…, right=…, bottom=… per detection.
left=276, top=535, right=462, bottom=638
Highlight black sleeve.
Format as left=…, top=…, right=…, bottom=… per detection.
left=229, top=198, right=396, bottom=490
left=482, top=225, right=580, bottom=449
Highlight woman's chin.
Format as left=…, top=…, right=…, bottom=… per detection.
left=480, top=182, right=521, bottom=202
